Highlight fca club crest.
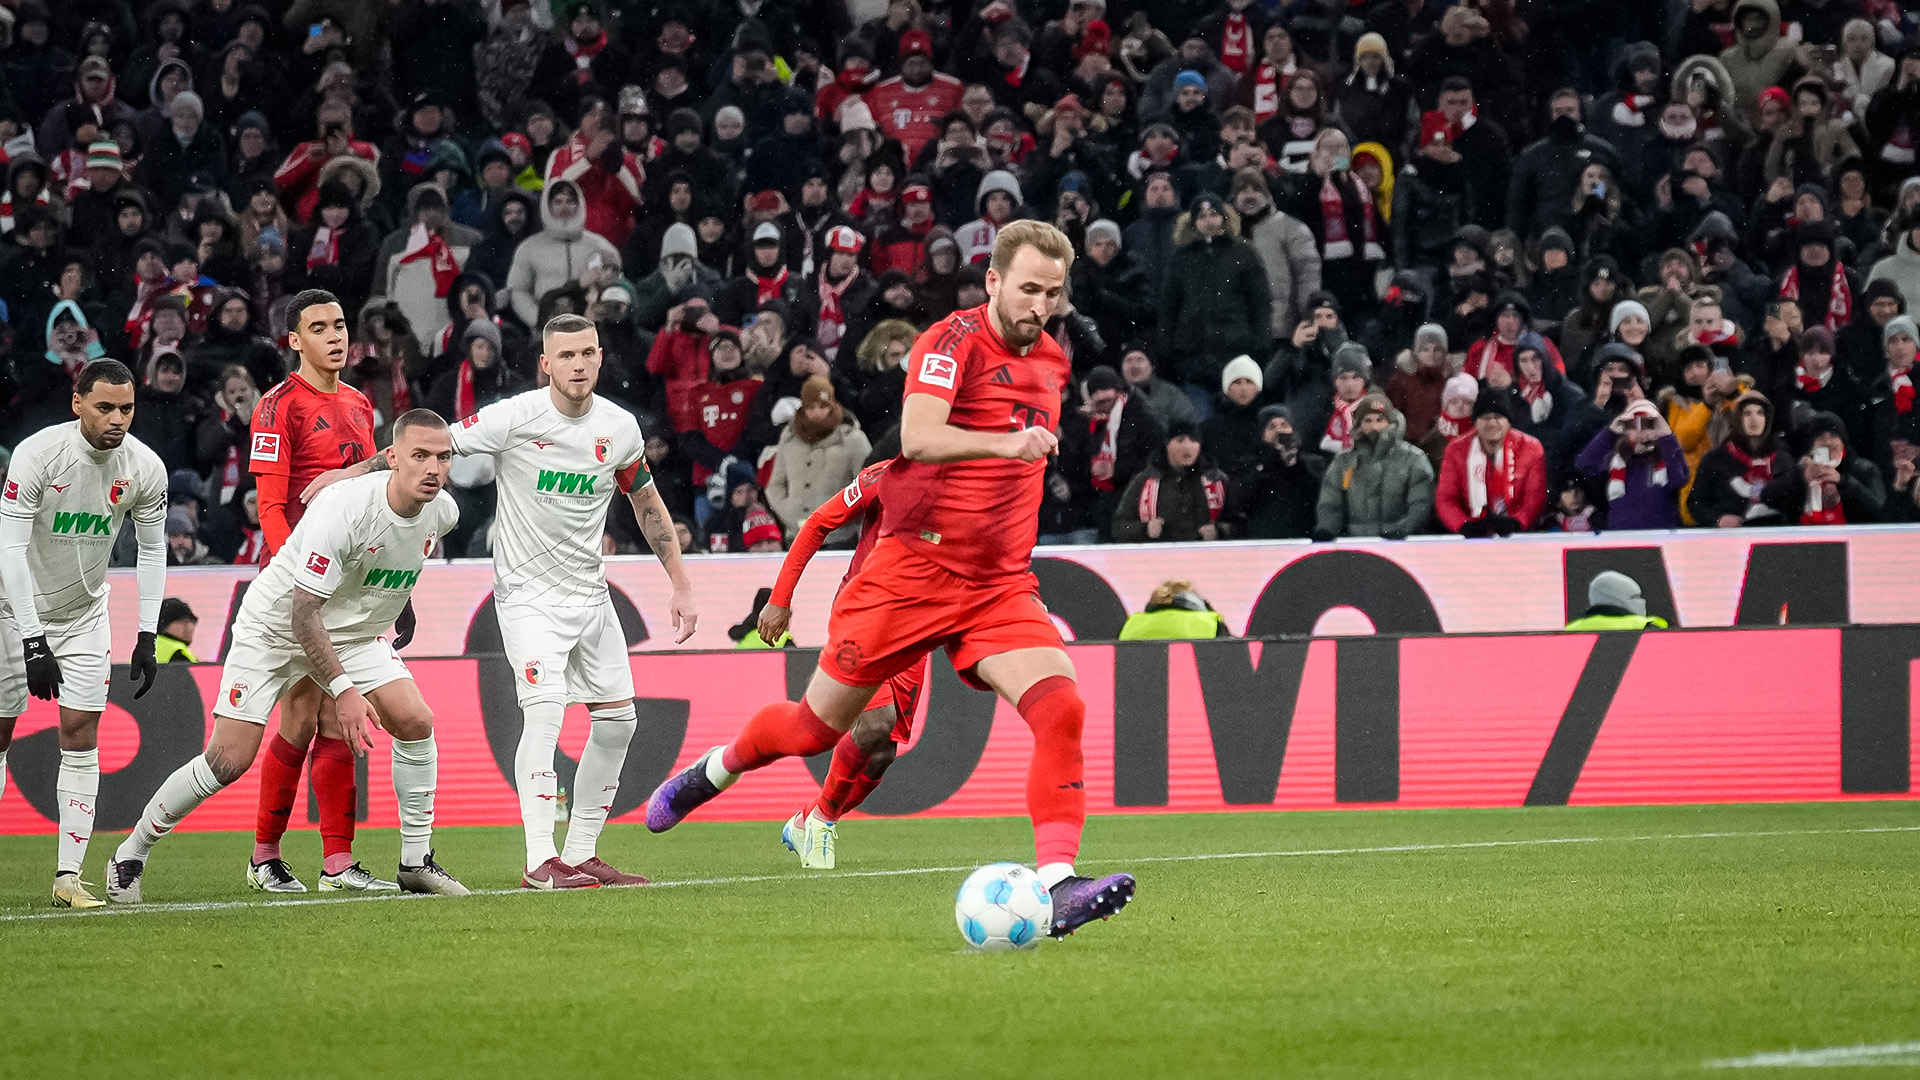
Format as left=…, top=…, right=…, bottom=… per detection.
left=524, top=659, right=543, bottom=685
left=594, top=437, right=611, bottom=463
left=424, top=532, right=436, bottom=556
left=228, top=681, right=247, bottom=707
left=108, top=479, right=130, bottom=505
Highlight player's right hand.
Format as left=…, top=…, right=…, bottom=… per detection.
left=1004, top=426, right=1058, bottom=461
left=300, top=467, right=360, bottom=504
left=23, top=636, right=61, bottom=701
left=757, top=603, right=791, bottom=645
left=335, top=688, right=378, bottom=757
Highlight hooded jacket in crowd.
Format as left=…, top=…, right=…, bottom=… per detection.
left=1314, top=397, right=1434, bottom=538
left=506, top=179, right=622, bottom=327
left=1688, top=390, right=1808, bottom=524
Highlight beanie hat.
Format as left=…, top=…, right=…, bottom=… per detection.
left=1087, top=218, right=1121, bottom=248
left=1592, top=342, right=1646, bottom=373
left=667, top=108, right=704, bottom=138
left=1085, top=365, right=1126, bottom=394
left=1220, top=354, right=1263, bottom=395
left=826, top=224, right=865, bottom=253
left=1587, top=570, right=1646, bottom=616
left=1540, top=226, right=1575, bottom=254
left=899, top=28, right=934, bottom=57
left=1353, top=393, right=1391, bottom=427
left=742, top=509, right=783, bottom=549
left=1609, top=299, right=1650, bottom=335
left=1354, top=32, right=1390, bottom=62
left=1442, top=373, right=1479, bottom=404
left=1861, top=277, right=1906, bottom=310
left=660, top=222, right=698, bottom=260
left=1472, top=388, right=1511, bottom=421
left=1331, top=342, right=1372, bottom=382
left=1800, top=326, right=1835, bottom=354
left=86, top=141, right=123, bottom=171
left=1257, top=403, right=1292, bottom=428
left=1886, top=315, right=1919, bottom=347
left=1414, top=323, right=1448, bottom=353
left=752, top=221, right=782, bottom=244
left=1174, top=69, right=1207, bottom=93
left=1417, top=111, right=1452, bottom=149
left=1188, top=190, right=1226, bottom=217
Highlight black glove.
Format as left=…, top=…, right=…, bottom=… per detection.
left=23, top=635, right=61, bottom=701
left=131, top=630, right=158, bottom=700
left=1309, top=527, right=1336, bottom=543
left=1458, top=518, right=1493, bottom=539
left=1490, top=514, right=1520, bottom=537
left=1379, top=525, right=1408, bottom=540
left=392, top=600, right=417, bottom=650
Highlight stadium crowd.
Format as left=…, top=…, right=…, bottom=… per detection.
left=2, top=0, right=1920, bottom=561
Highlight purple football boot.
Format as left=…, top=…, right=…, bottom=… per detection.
left=1048, top=872, right=1136, bottom=938
left=645, top=747, right=727, bottom=833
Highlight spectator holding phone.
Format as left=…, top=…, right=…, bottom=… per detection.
left=1795, top=411, right=1884, bottom=525
left=1576, top=399, right=1689, bottom=530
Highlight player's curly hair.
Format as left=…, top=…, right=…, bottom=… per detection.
left=990, top=220, right=1074, bottom=275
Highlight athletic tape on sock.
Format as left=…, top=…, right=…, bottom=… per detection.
left=392, top=736, right=438, bottom=865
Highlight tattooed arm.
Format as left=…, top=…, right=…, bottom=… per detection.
left=628, top=481, right=699, bottom=643
left=291, top=587, right=377, bottom=754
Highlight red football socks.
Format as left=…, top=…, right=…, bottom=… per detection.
left=722, top=700, right=843, bottom=775
left=1018, top=675, right=1087, bottom=868
left=310, top=736, right=358, bottom=874
left=811, top=734, right=882, bottom=822
left=252, top=734, right=308, bottom=863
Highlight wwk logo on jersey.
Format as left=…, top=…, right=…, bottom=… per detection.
left=362, top=568, right=419, bottom=590
left=251, top=433, right=281, bottom=462
left=50, top=512, right=113, bottom=536
left=535, top=470, right=596, bottom=496
left=919, top=353, right=956, bottom=389
left=305, top=552, right=331, bottom=575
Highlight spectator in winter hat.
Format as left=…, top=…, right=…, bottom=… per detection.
left=767, top=376, right=870, bottom=545
left=1778, top=220, right=1859, bottom=333
left=1112, top=419, right=1232, bottom=543
left=1793, top=409, right=1885, bottom=526
left=1688, top=390, right=1807, bottom=527
left=1836, top=277, right=1906, bottom=385
left=1466, top=292, right=1564, bottom=381
left=1387, top=323, right=1451, bottom=444
left=1436, top=388, right=1547, bottom=536
left=1202, top=354, right=1268, bottom=477
left=1071, top=218, right=1151, bottom=366
left=1063, top=364, right=1163, bottom=539
left=1119, top=342, right=1199, bottom=434
left=1313, top=394, right=1434, bottom=540
left=1161, top=189, right=1270, bottom=400
left=1297, top=343, right=1376, bottom=456
left=1167, top=70, right=1221, bottom=163
left=1230, top=403, right=1325, bottom=539
left=1881, top=314, right=1920, bottom=450
left=1565, top=571, right=1668, bottom=629
left=1501, top=332, right=1592, bottom=490
left=1575, top=398, right=1691, bottom=531
left=1787, top=326, right=1869, bottom=446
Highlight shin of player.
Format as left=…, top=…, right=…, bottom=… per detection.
left=0, top=361, right=168, bottom=909
left=109, top=411, right=466, bottom=903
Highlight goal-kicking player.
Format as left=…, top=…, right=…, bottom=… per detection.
left=756, top=459, right=926, bottom=871
left=246, top=289, right=390, bottom=895
left=0, top=360, right=167, bottom=908
left=308, top=313, right=696, bottom=889
left=108, top=410, right=468, bottom=902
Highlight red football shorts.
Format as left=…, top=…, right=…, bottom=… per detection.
left=823, top=537, right=1064, bottom=694
left=865, top=654, right=928, bottom=744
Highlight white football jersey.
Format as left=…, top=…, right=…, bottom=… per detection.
left=450, top=390, right=649, bottom=609
left=234, top=472, right=458, bottom=649
left=0, top=422, right=167, bottom=631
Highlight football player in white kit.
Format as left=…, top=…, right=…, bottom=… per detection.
left=310, top=313, right=697, bottom=889
left=0, top=360, right=168, bottom=908
left=107, top=410, right=468, bottom=902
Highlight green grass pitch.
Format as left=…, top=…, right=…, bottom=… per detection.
left=1, top=801, right=1915, bottom=1079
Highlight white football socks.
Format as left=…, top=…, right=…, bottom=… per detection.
left=703, top=747, right=739, bottom=790
left=1037, top=863, right=1075, bottom=889
left=560, top=706, right=636, bottom=866
left=118, top=756, right=223, bottom=863
left=0, top=748, right=8, bottom=808
left=391, top=736, right=437, bottom=866
left=515, top=702, right=565, bottom=870
left=55, top=748, right=99, bottom=874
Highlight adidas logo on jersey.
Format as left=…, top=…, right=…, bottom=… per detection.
left=362, top=568, right=420, bottom=590
left=50, top=511, right=114, bottom=536
left=312, top=416, right=332, bottom=432
left=534, top=470, right=597, bottom=495
left=990, top=365, right=1014, bottom=385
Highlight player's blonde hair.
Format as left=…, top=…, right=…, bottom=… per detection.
left=990, top=220, right=1074, bottom=276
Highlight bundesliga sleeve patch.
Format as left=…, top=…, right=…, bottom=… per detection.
left=919, top=353, right=957, bottom=389
left=304, top=552, right=331, bottom=575
left=251, top=433, right=282, bottom=462
left=2, top=480, right=16, bottom=501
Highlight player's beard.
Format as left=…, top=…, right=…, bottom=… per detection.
left=992, top=295, right=1045, bottom=351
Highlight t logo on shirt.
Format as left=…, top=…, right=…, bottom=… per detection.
left=251, top=433, right=281, bottom=462
left=920, top=353, right=956, bottom=389
left=305, top=552, right=331, bottom=575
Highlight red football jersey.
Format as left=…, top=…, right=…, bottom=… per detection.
left=249, top=372, right=377, bottom=526
left=880, top=305, right=1068, bottom=582
left=867, top=73, right=963, bottom=162
left=770, top=459, right=890, bottom=607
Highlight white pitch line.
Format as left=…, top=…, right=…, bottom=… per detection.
left=3, top=823, right=1915, bottom=925
left=1706, top=1040, right=1920, bottom=1068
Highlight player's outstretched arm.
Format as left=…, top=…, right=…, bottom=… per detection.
left=629, top=482, right=699, bottom=644
left=900, top=393, right=1056, bottom=464
left=290, top=587, right=377, bottom=755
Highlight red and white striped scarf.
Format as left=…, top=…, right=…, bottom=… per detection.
left=815, top=271, right=857, bottom=357
left=1435, top=410, right=1472, bottom=440
left=1251, top=58, right=1294, bottom=125
left=1466, top=433, right=1518, bottom=518
left=1135, top=472, right=1227, bottom=523
left=1802, top=448, right=1846, bottom=525
left=0, top=188, right=52, bottom=234
left=754, top=265, right=790, bottom=305
left=1726, top=442, right=1774, bottom=516
left=1089, top=394, right=1126, bottom=493
left=1795, top=362, right=1832, bottom=394
left=454, top=360, right=477, bottom=420
left=1607, top=445, right=1668, bottom=503
left=1318, top=174, right=1381, bottom=261
left=1892, top=366, right=1913, bottom=414
left=1219, top=14, right=1252, bottom=73
left=1323, top=395, right=1359, bottom=453
left=1779, top=263, right=1853, bottom=331
left=566, top=31, right=608, bottom=83
left=398, top=226, right=460, bottom=297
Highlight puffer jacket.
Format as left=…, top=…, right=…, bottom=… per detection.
left=766, top=418, right=872, bottom=544
left=1315, top=412, right=1435, bottom=537
left=1717, top=0, right=1798, bottom=121
left=1248, top=209, right=1323, bottom=338
left=1159, top=207, right=1272, bottom=391
left=506, top=181, right=622, bottom=326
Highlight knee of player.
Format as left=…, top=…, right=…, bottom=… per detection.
left=386, top=706, right=435, bottom=741
left=864, top=737, right=898, bottom=778
left=205, top=749, right=253, bottom=786
left=851, top=708, right=896, bottom=753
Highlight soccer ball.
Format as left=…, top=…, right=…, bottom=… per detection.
left=954, top=863, right=1053, bottom=951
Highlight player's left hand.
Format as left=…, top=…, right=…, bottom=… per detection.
left=757, top=602, right=790, bottom=645
left=130, top=631, right=158, bottom=699
left=23, top=636, right=61, bottom=701
left=392, top=600, right=417, bottom=650
left=670, top=585, right=698, bottom=644
left=300, top=467, right=359, bottom=504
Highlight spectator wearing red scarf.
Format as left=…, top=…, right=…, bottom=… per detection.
left=1795, top=411, right=1886, bottom=525
left=546, top=96, right=646, bottom=248
left=1687, top=390, right=1806, bottom=526
left=1435, top=389, right=1546, bottom=535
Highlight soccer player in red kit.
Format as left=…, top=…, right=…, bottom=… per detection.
left=244, top=289, right=389, bottom=894
left=648, top=221, right=1135, bottom=938
left=758, top=459, right=927, bottom=870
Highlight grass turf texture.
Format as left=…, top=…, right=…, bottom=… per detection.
left=0, top=802, right=1915, bottom=1079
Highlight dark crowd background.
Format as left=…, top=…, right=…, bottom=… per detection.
left=2, top=0, right=1919, bottom=566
